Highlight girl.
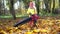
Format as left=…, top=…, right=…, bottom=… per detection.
left=27, top=0, right=39, bottom=28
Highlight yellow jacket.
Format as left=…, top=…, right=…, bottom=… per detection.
left=27, top=8, right=37, bottom=15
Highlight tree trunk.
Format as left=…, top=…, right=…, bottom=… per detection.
left=52, top=0, right=55, bottom=13
left=49, top=0, right=51, bottom=13
left=44, top=0, right=51, bottom=13
left=35, top=0, right=40, bottom=15
left=0, top=0, right=2, bottom=15
left=10, top=0, right=16, bottom=19
left=44, top=0, right=48, bottom=12
left=59, top=0, right=60, bottom=7
left=3, top=0, right=5, bottom=15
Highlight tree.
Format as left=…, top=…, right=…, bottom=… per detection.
left=52, top=0, right=55, bottom=13
left=2, top=0, right=5, bottom=15
left=10, top=0, right=16, bottom=19
left=59, top=0, right=60, bottom=7
left=44, top=0, right=51, bottom=13
left=0, top=0, right=2, bottom=15
left=35, top=0, right=40, bottom=15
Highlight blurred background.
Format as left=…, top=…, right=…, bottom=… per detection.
left=0, top=0, right=60, bottom=19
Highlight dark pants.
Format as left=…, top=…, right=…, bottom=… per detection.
left=14, top=14, right=39, bottom=27
left=33, top=19, right=37, bottom=27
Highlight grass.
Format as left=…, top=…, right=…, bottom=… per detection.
left=0, top=13, right=60, bottom=19
left=0, top=15, right=28, bottom=18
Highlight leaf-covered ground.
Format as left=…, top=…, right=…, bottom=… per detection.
left=0, top=17, right=60, bottom=34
